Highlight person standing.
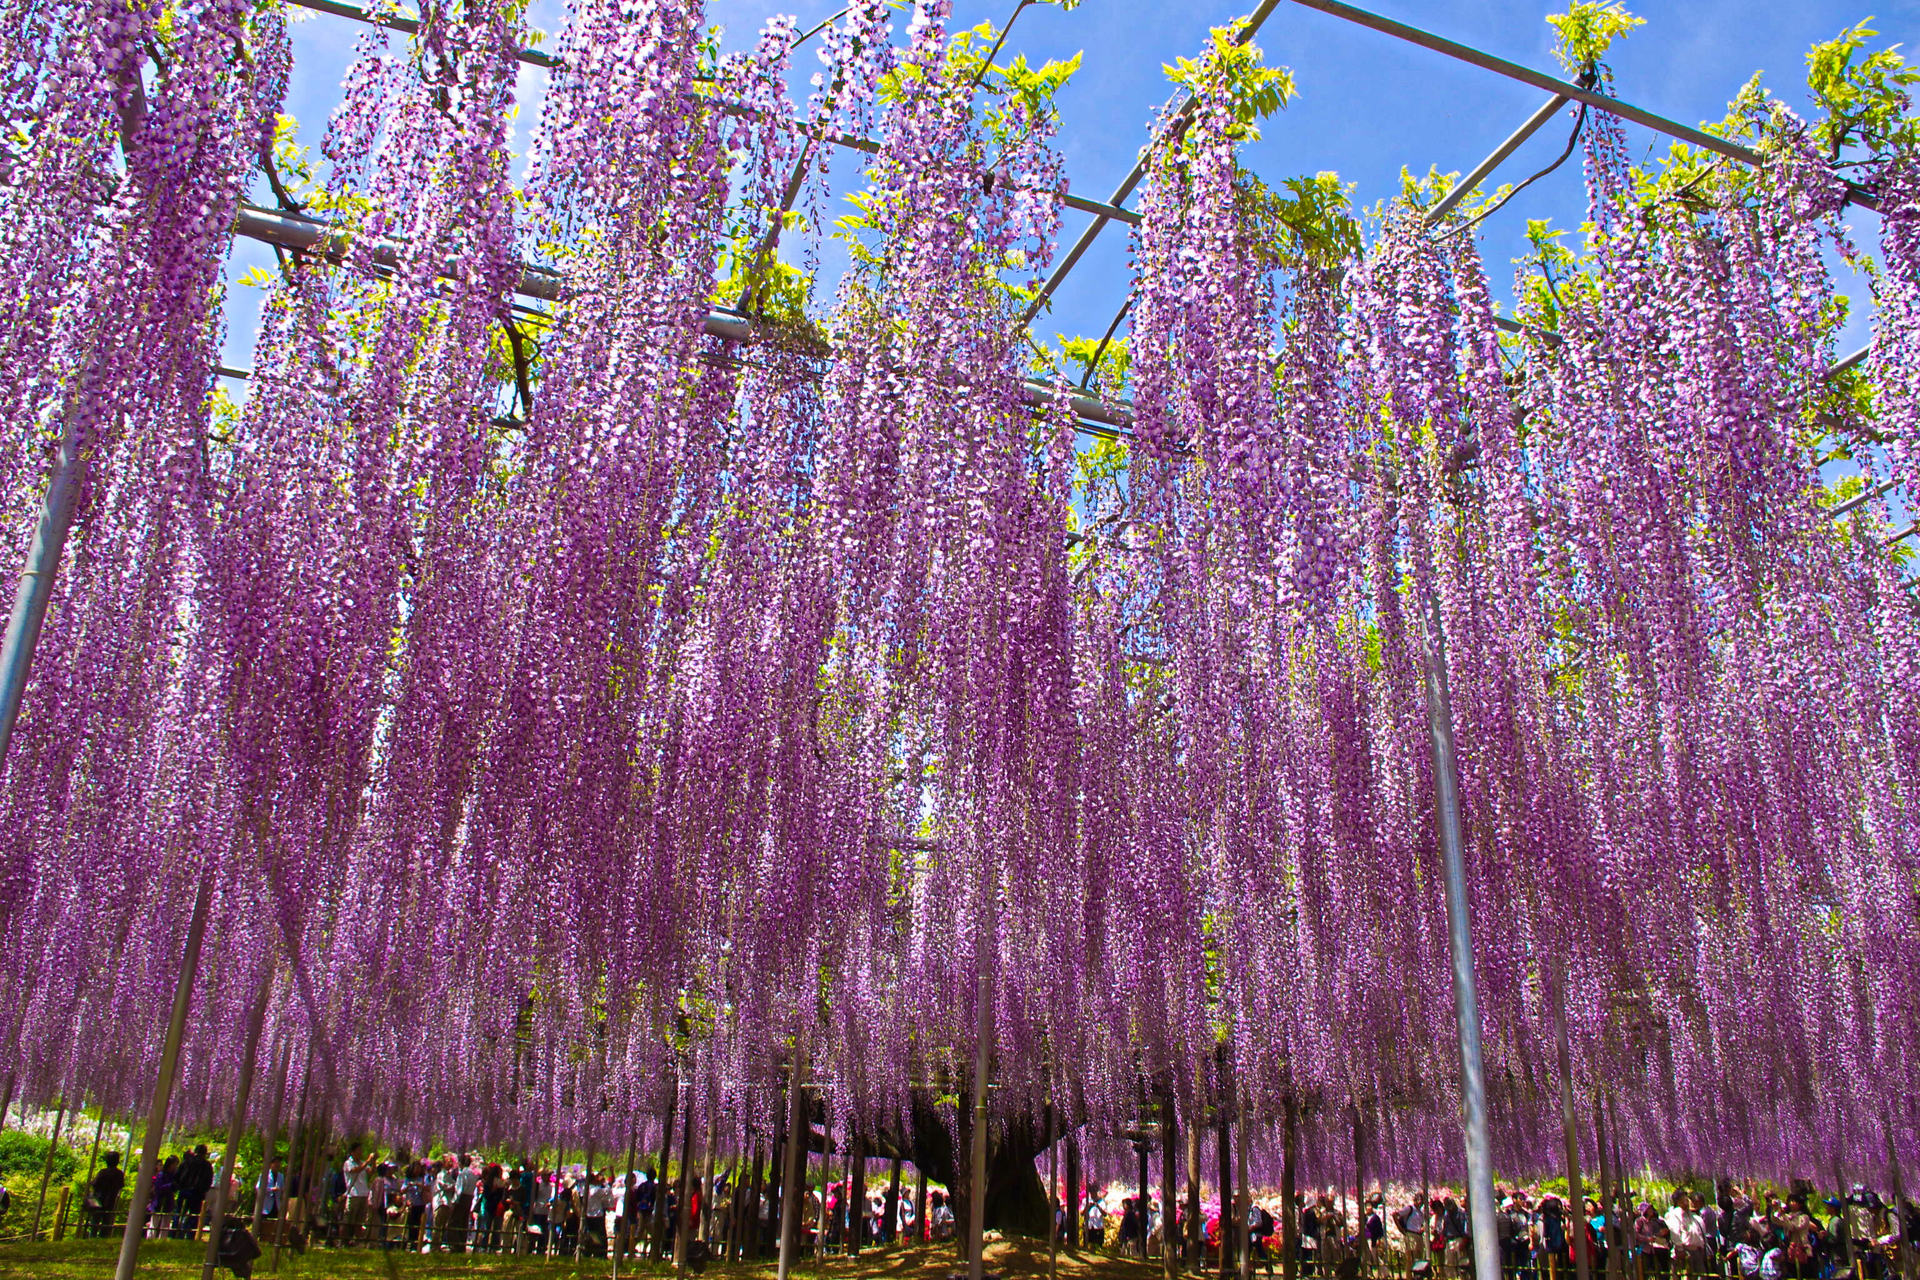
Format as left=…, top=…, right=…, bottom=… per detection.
left=152, top=1154, right=181, bottom=1239
left=517, top=1161, right=537, bottom=1254
left=1498, top=1196, right=1527, bottom=1280
left=254, top=1157, right=285, bottom=1230
left=1399, top=1196, right=1430, bottom=1270
left=1666, top=1193, right=1708, bottom=1276
left=1440, top=1195, right=1468, bottom=1278
left=177, top=1145, right=214, bottom=1239
left=371, top=1161, right=396, bottom=1248
left=433, top=1153, right=460, bottom=1252
left=451, top=1153, right=478, bottom=1252
left=401, top=1161, right=427, bottom=1250
left=1776, top=1197, right=1816, bottom=1280
left=530, top=1169, right=554, bottom=1255
left=342, top=1143, right=371, bottom=1245
left=478, top=1162, right=505, bottom=1252
left=1538, top=1195, right=1568, bottom=1278
left=89, top=1152, right=126, bottom=1239
left=586, top=1171, right=612, bottom=1257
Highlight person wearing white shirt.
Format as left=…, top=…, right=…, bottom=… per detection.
left=433, top=1155, right=460, bottom=1252
left=584, top=1174, right=612, bottom=1257
left=1665, top=1193, right=1708, bottom=1273
left=450, top=1155, right=478, bottom=1252
left=342, top=1144, right=371, bottom=1245
left=1400, top=1199, right=1430, bottom=1265
left=929, top=1190, right=955, bottom=1242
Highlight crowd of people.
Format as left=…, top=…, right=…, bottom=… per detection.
left=21, top=1131, right=1920, bottom=1280
left=1072, top=1182, right=1920, bottom=1280
left=240, top=1146, right=738, bottom=1258
left=109, top=1142, right=956, bottom=1260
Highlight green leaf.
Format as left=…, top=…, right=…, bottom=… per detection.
left=1545, top=2, right=1644, bottom=75
left=1164, top=20, right=1296, bottom=139
left=1805, top=20, right=1920, bottom=157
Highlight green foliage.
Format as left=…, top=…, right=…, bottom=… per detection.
left=851, top=10, right=1083, bottom=304
left=1512, top=219, right=1591, bottom=332
left=263, top=112, right=372, bottom=220
left=1059, top=333, right=1129, bottom=396
left=208, top=381, right=243, bottom=446
left=1628, top=138, right=1728, bottom=207
left=1164, top=21, right=1296, bottom=141
left=712, top=216, right=816, bottom=330
left=982, top=48, right=1083, bottom=138
left=0, top=1127, right=81, bottom=1195
left=1239, top=171, right=1360, bottom=271
left=1075, top=434, right=1130, bottom=487
left=1545, top=2, right=1644, bottom=76
left=1806, top=20, right=1920, bottom=158
left=880, top=14, right=1082, bottom=145
left=1399, top=164, right=1454, bottom=206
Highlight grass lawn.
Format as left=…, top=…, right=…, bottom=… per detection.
left=0, top=1237, right=1172, bottom=1280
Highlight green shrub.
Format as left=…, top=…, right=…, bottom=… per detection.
left=0, top=1127, right=81, bottom=1191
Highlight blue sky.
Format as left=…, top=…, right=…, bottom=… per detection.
left=230, top=0, right=1920, bottom=497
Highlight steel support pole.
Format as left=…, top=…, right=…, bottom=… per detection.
left=201, top=964, right=275, bottom=1280
left=1162, top=1089, right=1178, bottom=1280
left=1235, top=1082, right=1251, bottom=1280
left=1887, top=1111, right=1911, bottom=1280
left=967, top=981, right=993, bottom=1280
left=777, top=1045, right=808, bottom=1280
left=31, top=1096, right=68, bottom=1238
left=116, top=869, right=214, bottom=1280
left=1416, top=588, right=1499, bottom=1280
left=1423, top=93, right=1569, bottom=225
left=250, top=1034, right=292, bottom=1242
left=0, top=415, right=80, bottom=764
left=1049, top=1097, right=1060, bottom=1280
left=1138, top=1138, right=1150, bottom=1262
left=1550, top=962, right=1592, bottom=1280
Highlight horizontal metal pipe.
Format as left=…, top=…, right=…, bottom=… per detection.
left=1286, top=0, right=1879, bottom=212
left=229, top=204, right=1135, bottom=436
left=1020, top=0, right=1285, bottom=324
left=286, top=0, right=558, bottom=66
left=279, top=0, right=1139, bottom=226
left=1424, top=93, right=1570, bottom=226
left=1832, top=342, right=1873, bottom=376
left=1826, top=477, right=1898, bottom=519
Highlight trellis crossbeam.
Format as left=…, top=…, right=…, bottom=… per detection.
left=1423, top=93, right=1569, bottom=227
left=229, top=205, right=1135, bottom=434
left=1284, top=0, right=1881, bottom=211
left=280, top=0, right=1140, bottom=226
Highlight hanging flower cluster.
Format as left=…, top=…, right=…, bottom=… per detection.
left=0, top=0, right=1916, bottom=1200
